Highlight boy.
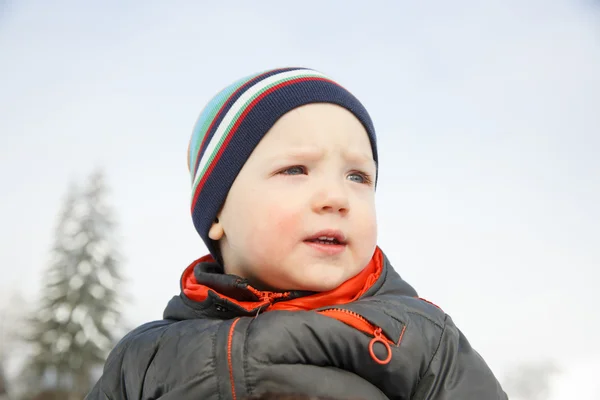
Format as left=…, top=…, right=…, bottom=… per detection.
left=86, top=67, right=507, bottom=399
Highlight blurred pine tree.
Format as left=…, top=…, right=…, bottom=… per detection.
left=21, top=170, right=124, bottom=400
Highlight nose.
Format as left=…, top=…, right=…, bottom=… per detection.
left=312, top=181, right=350, bottom=216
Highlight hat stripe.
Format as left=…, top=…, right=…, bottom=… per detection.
left=188, top=68, right=300, bottom=182
left=188, top=72, right=265, bottom=180
left=190, top=69, right=330, bottom=199
left=190, top=75, right=337, bottom=211
left=188, top=78, right=247, bottom=178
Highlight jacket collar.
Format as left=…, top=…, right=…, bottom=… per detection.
left=164, top=247, right=407, bottom=320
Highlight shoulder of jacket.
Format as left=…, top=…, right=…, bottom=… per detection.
left=115, top=317, right=226, bottom=358
left=369, top=294, right=448, bottom=330
left=106, top=320, right=174, bottom=363
left=375, top=257, right=446, bottom=328
left=404, top=296, right=447, bottom=327
left=125, top=319, right=173, bottom=342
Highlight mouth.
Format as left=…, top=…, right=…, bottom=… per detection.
left=303, top=230, right=347, bottom=246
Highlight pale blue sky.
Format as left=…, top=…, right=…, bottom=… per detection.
left=1, top=1, right=599, bottom=397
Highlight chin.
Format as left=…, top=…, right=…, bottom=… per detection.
left=297, top=275, right=347, bottom=292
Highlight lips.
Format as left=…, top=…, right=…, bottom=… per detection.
left=304, top=230, right=347, bottom=245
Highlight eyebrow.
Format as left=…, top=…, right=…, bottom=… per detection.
left=269, top=147, right=377, bottom=168
left=342, top=150, right=377, bottom=168
left=267, top=147, right=325, bottom=163
left=267, top=147, right=376, bottom=168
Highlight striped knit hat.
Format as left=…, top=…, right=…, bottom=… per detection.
left=188, top=67, right=378, bottom=260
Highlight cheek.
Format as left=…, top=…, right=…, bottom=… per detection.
left=366, top=216, right=378, bottom=248
left=245, top=202, right=304, bottom=254
left=368, top=204, right=378, bottom=239
left=272, top=206, right=304, bottom=237
left=356, top=199, right=378, bottom=249
left=358, top=193, right=377, bottom=224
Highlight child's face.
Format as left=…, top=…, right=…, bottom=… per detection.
left=211, top=103, right=377, bottom=291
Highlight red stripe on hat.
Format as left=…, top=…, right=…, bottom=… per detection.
left=191, top=69, right=287, bottom=179
left=191, top=76, right=335, bottom=211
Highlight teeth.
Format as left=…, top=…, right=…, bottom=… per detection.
left=318, top=236, right=335, bottom=241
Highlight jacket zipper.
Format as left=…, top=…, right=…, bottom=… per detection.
left=318, top=308, right=398, bottom=365
left=249, top=288, right=290, bottom=315
left=258, top=291, right=289, bottom=303
left=227, top=318, right=240, bottom=400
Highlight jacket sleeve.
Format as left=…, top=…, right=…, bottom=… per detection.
left=412, top=314, right=508, bottom=400
left=85, top=338, right=130, bottom=400
left=85, top=321, right=170, bottom=400
left=85, top=385, right=112, bottom=400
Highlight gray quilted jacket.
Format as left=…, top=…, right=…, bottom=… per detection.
left=86, top=249, right=507, bottom=399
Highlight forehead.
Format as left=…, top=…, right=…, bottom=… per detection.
left=260, top=103, right=372, bottom=152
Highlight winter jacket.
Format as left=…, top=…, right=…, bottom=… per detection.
left=86, top=248, right=507, bottom=400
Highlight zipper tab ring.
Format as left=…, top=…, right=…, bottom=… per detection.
left=369, top=328, right=392, bottom=365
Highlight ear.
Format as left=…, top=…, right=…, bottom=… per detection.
left=208, top=217, right=224, bottom=240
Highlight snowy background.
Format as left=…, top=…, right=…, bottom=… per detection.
left=1, top=0, right=599, bottom=398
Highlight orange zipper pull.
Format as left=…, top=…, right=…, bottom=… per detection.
left=260, top=293, right=272, bottom=303
left=255, top=292, right=290, bottom=317
left=255, top=294, right=272, bottom=317
left=369, top=328, right=392, bottom=365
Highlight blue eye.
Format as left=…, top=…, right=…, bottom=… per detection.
left=280, top=166, right=307, bottom=175
left=347, top=171, right=373, bottom=185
